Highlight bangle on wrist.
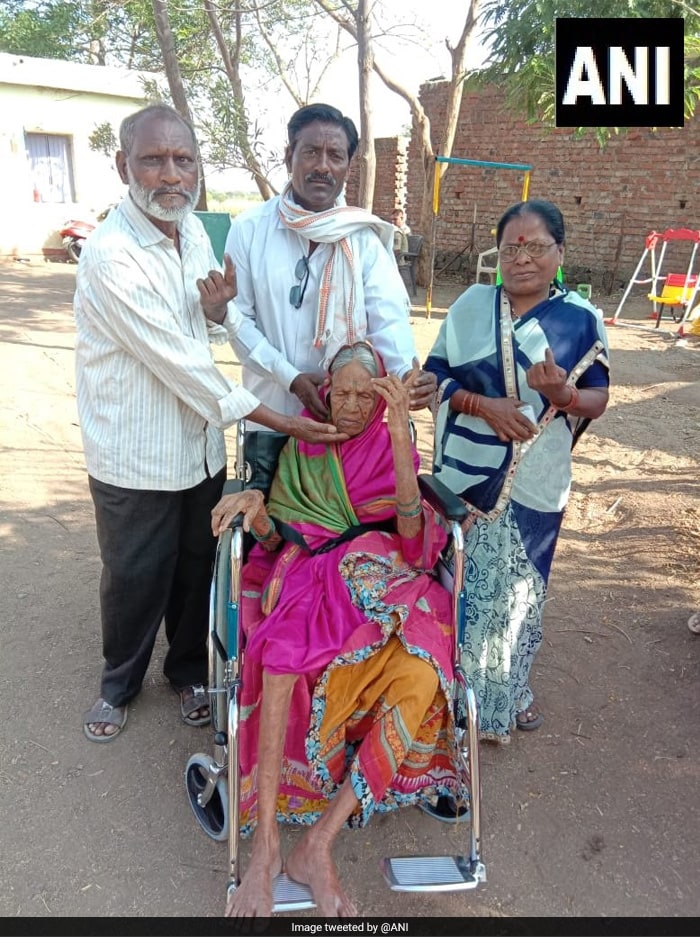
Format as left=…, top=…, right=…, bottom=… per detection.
left=396, top=494, right=422, bottom=517
left=559, top=385, right=580, bottom=413
left=397, top=503, right=422, bottom=518
left=251, top=515, right=276, bottom=542
left=460, top=391, right=481, bottom=418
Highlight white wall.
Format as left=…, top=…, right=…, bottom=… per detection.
left=0, top=80, right=148, bottom=258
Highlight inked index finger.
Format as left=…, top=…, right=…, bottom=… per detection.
left=222, top=252, right=236, bottom=285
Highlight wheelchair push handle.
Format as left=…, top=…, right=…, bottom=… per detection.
left=418, top=474, right=468, bottom=523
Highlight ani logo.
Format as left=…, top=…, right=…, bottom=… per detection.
left=555, top=17, right=684, bottom=127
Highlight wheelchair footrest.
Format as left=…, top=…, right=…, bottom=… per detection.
left=272, top=873, right=316, bottom=912
left=380, top=855, right=486, bottom=892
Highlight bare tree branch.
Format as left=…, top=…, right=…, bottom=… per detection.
left=253, top=7, right=305, bottom=107
left=355, top=0, right=376, bottom=208
left=203, top=0, right=276, bottom=199
left=440, top=3, right=477, bottom=176
left=312, top=0, right=481, bottom=283
left=312, top=0, right=432, bottom=168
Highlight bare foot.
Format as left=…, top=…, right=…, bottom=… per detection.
left=285, top=833, right=357, bottom=917
left=224, top=843, right=282, bottom=918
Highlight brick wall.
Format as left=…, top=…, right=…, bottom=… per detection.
left=406, top=83, right=700, bottom=292
left=346, top=135, right=408, bottom=222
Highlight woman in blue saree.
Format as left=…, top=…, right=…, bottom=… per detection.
left=424, top=199, right=610, bottom=755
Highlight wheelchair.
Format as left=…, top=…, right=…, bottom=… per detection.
left=184, top=421, right=486, bottom=911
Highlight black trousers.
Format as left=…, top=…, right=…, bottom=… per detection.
left=88, top=470, right=226, bottom=707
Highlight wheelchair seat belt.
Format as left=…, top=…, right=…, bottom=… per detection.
left=271, top=517, right=394, bottom=556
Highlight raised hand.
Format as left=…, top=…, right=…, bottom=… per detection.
left=373, top=373, right=411, bottom=438
left=526, top=347, right=570, bottom=407
left=290, top=372, right=330, bottom=420
left=402, top=357, right=437, bottom=410
left=197, top=252, right=237, bottom=324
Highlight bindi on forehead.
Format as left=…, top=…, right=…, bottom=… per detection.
left=502, top=215, right=551, bottom=243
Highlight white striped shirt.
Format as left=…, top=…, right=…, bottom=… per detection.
left=74, top=195, right=259, bottom=491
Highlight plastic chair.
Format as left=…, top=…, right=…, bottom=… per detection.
left=475, top=247, right=498, bottom=285
left=648, top=273, right=699, bottom=326
left=399, top=234, right=424, bottom=297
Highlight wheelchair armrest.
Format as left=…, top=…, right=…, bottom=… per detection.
left=418, top=474, right=467, bottom=523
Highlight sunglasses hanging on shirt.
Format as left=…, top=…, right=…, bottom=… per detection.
left=289, top=255, right=310, bottom=308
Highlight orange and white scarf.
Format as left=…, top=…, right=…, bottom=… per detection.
left=278, top=182, right=397, bottom=367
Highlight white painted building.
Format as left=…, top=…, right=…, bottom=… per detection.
left=0, top=53, right=163, bottom=258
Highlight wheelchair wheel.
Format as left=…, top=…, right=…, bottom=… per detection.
left=185, top=753, right=229, bottom=841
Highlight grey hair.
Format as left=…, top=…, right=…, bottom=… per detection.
left=119, top=105, right=198, bottom=155
left=329, top=342, right=379, bottom=378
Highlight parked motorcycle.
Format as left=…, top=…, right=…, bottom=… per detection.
left=60, top=218, right=95, bottom=263
left=60, top=205, right=113, bottom=263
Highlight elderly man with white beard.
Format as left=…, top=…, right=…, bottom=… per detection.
left=74, top=104, right=347, bottom=744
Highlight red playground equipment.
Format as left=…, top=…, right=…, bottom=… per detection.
left=608, top=228, right=700, bottom=331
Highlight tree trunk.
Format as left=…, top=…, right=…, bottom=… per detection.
left=355, top=0, right=375, bottom=210
left=415, top=5, right=477, bottom=286
left=204, top=0, right=275, bottom=201
left=311, top=0, right=481, bottom=285
left=151, top=0, right=208, bottom=210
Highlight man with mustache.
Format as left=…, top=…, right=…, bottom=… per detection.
left=216, top=102, right=435, bottom=493
left=74, top=105, right=347, bottom=743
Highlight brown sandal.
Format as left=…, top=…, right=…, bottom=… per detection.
left=175, top=684, right=211, bottom=727
left=516, top=708, right=544, bottom=731
left=83, top=697, right=128, bottom=743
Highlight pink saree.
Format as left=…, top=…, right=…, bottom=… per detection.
left=237, top=385, right=464, bottom=833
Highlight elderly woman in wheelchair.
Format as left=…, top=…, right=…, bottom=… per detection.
left=210, top=342, right=464, bottom=917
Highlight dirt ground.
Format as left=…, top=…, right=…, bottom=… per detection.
left=0, top=259, right=698, bottom=925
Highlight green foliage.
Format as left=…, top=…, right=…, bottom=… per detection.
left=470, top=0, right=700, bottom=141
left=684, top=33, right=700, bottom=117
left=88, top=121, right=118, bottom=156
left=0, top=0, right=90, bottom=59
left=479, top=0, right=683, bottom=72
left=0, top=0, right=210, bottom=68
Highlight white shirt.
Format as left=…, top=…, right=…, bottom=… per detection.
left=74, top=195, right=259, bottom=490
left=224, top=195, right=417, bottom=431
